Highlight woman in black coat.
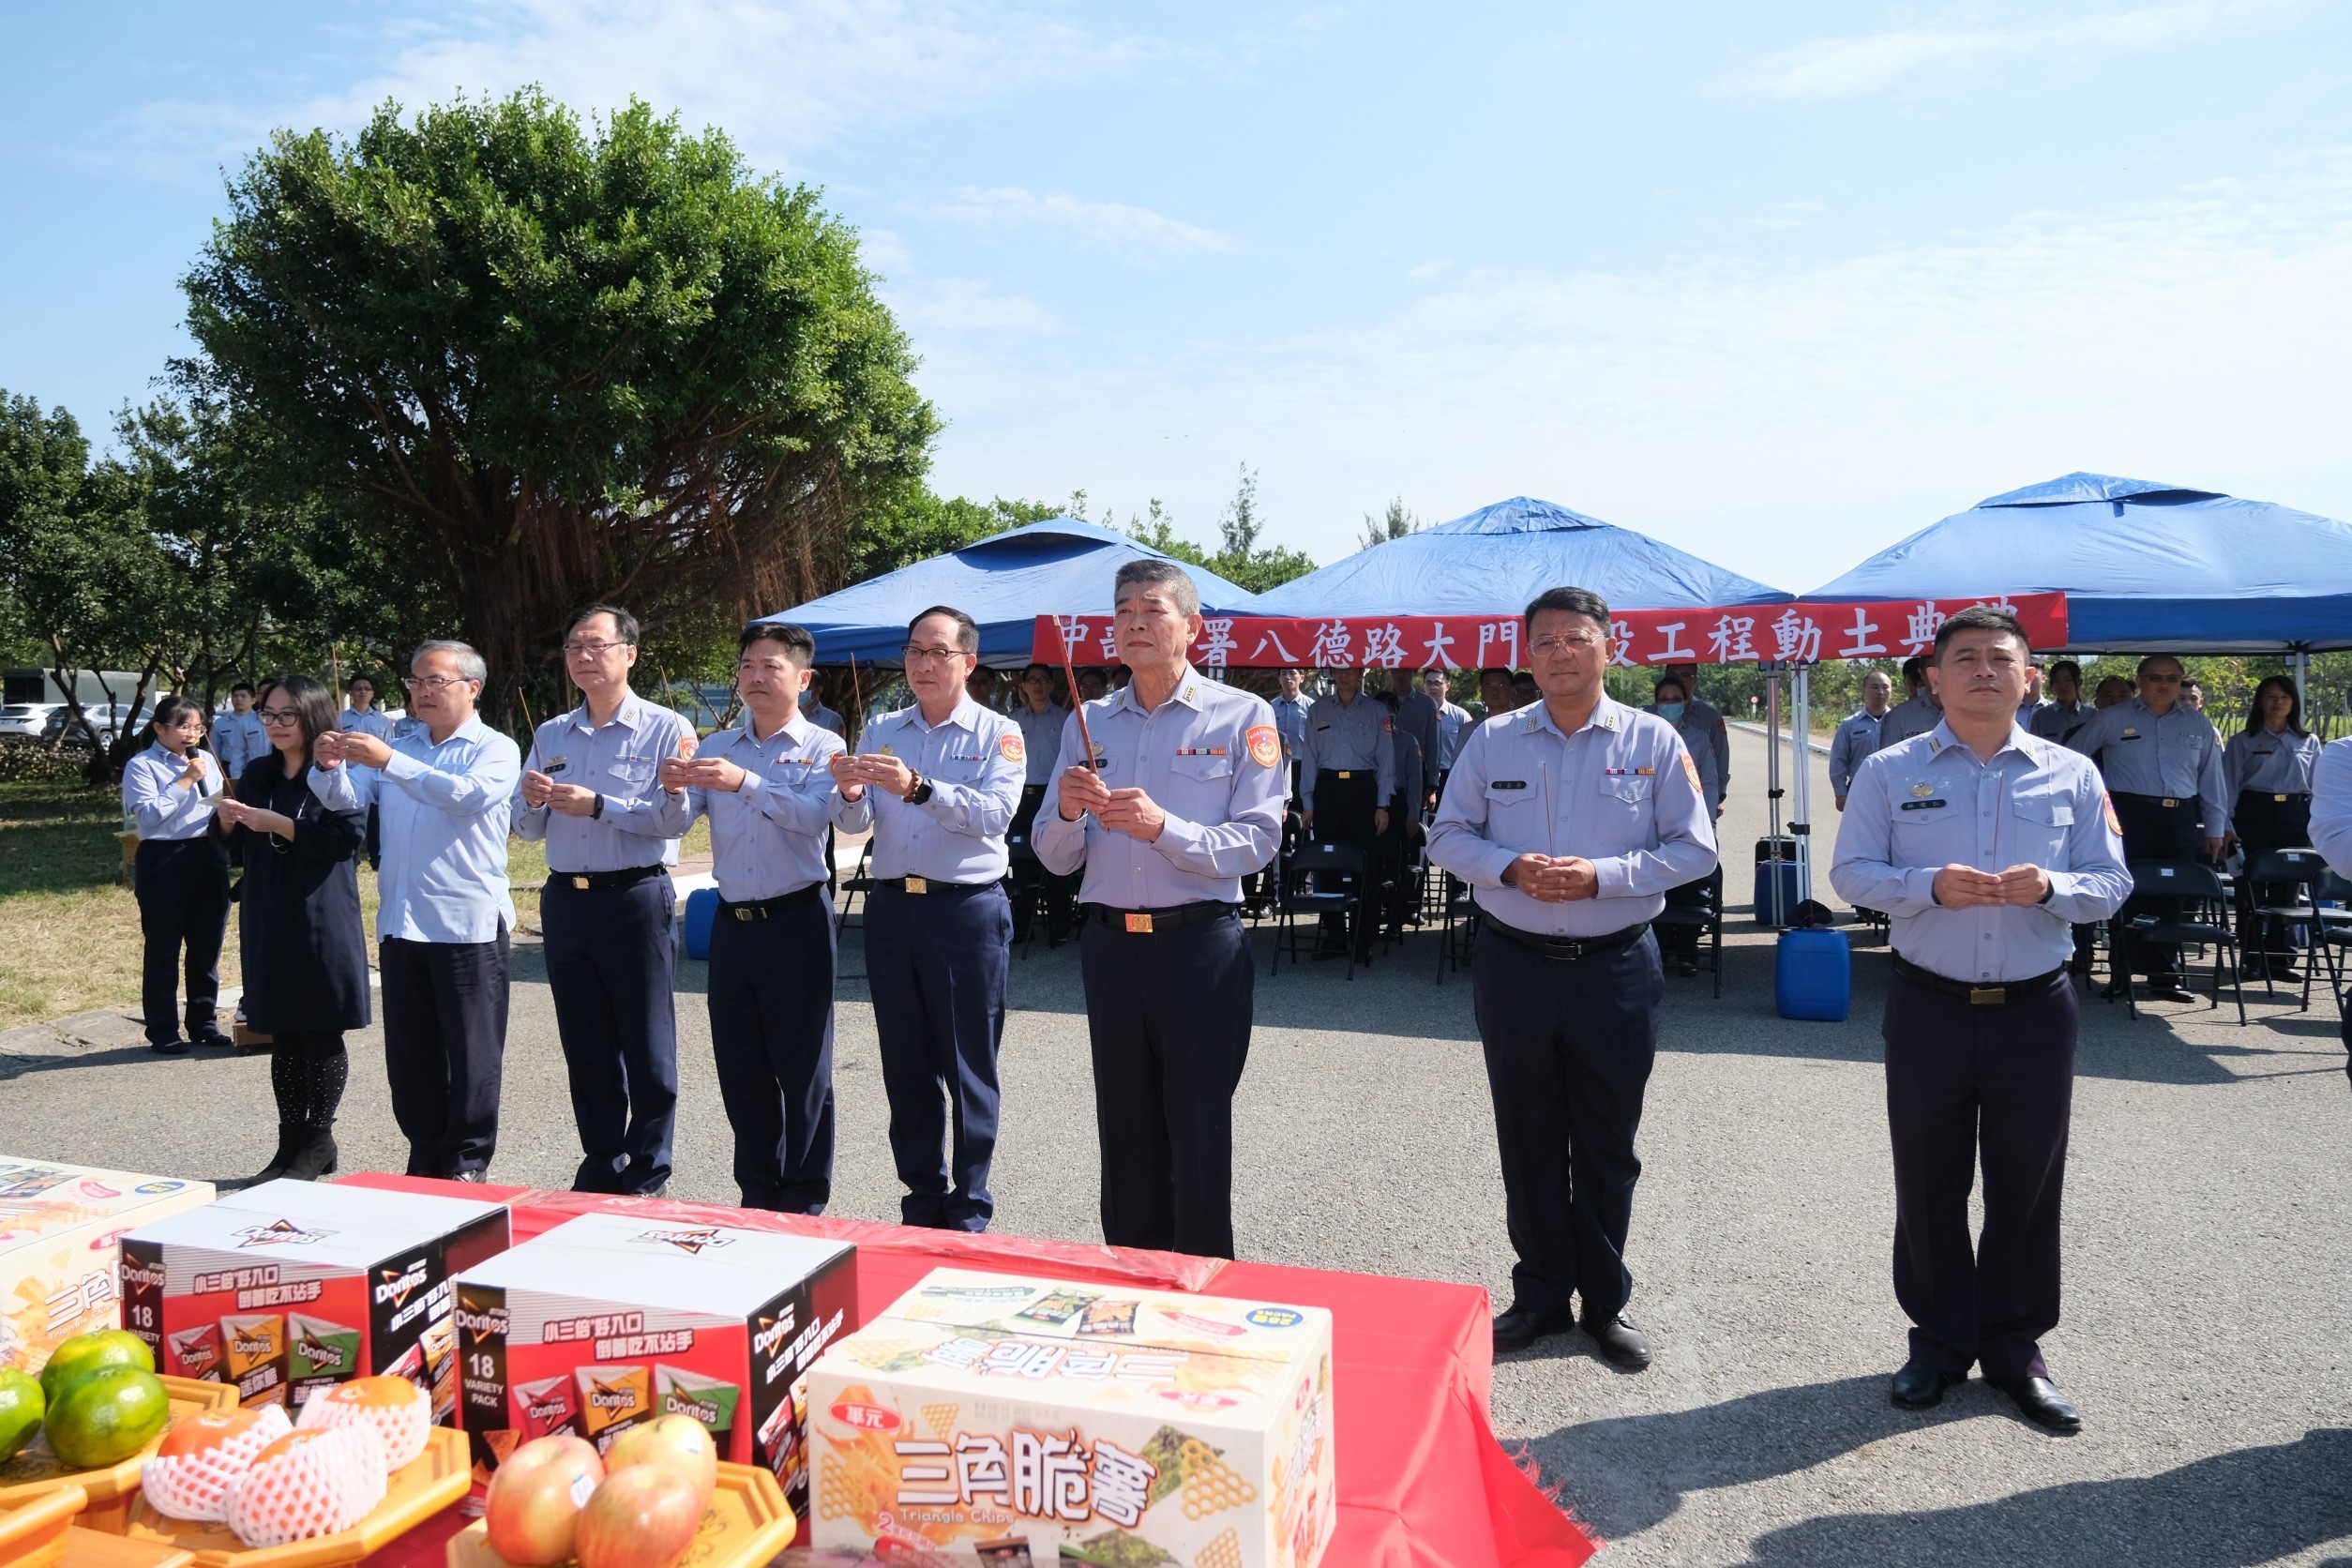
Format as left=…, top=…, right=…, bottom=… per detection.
left=213, top=674, right=370, bottom=1182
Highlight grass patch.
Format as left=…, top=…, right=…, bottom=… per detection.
left=0, top=781, right=709, bottom=1032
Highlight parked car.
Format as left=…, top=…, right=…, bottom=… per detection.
left=41, top=702, right=151, bottom=743
left=0, top=702, right=62, bottom=737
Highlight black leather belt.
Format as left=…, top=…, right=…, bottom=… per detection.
left=2113, top=792, right=2191, bottom=809
left=872, top=876, right=1000, bottom=896
left=717, top=883, right=822, bottom=921
left=2237, top=790, right=2311, bottom=804
left=1893, top=955, right=2064, bottom=1005
left=1482, top=917, right=1650, bottom=961
left=548, top=865, right=665, bottom=892
left=1085, top=901, right=1234, bottom=935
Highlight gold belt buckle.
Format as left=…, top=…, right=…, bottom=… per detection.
left=906, top=876, right=927, bottom=895
left=2162, top=797, right=2179, bottom=807
left=570, top=875, right=591, bottom=891
left=2276, top=793, right=2290, bottom=802
left=1969, top=986, right=2006, bottom=1005
left=1124, top=912, right=1154, bottom=934
left=1336, top=770, right=1353, bottom=779
left=732, top=907, right=755, bottom=922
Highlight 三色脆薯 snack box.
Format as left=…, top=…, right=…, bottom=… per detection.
left=117, top=1178, right=510, bottom=1415
left=0, top=1157, right=215, bottom=1375
left=807, top=1268, right=1334, bottom=1568
left=451, top=1213, right=855, bottom=1507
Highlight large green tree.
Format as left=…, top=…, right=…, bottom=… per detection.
left=178, top=89, right=937, bottom=701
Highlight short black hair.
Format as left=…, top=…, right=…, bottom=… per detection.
left=2048, top=659, right=2082, bottom=682
left=568, top=603, right=641, bottom=645
left=256, top=674, right=338, bottom=771
left=230, top=682, right=255, bottom=696
left=739, top=621, right=815, bottom=667
left=1021, top=663, right=1051, bottom=680
left=1523, top=585, right=1610, bottom=636
left=1932, top=605, right=2029, bottom=661
left=1479, top=667, right=1512, bottom=682
left=2136, top=653, right=2183, bottom=677
left=1371, top=688, right=1400, bottom=712
left=1512, top=671, right=1539, bottom=689
left=1653, top=674, right=1689, bottom=701
left=1900, top=655, right=1929, bottom=683
left=908, top=605, right=980, bottom=655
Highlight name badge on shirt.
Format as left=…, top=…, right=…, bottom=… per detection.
left=542, top=756, right=568, bottom=776
left=1493, top=779, right=1528, bottom=790
left=1901, top=799, right=1948, bottom=810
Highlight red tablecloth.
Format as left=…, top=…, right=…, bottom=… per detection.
left=344, top=1175, right=1594, bottom=1567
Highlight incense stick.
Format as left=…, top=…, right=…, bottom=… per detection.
left=1059, top=627, right=1098, bottom=774
left=515, top=686, right=539, bottom=770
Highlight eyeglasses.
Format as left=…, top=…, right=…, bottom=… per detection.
left=257, top=709, right=303, bottom=726
left=403, top=675, right=475, bottom=693
left=1530, top=633, right=1604, bottom=656
left=903, top=644, right=968, bottom=666
left=563, top=640, right=632, bottom=657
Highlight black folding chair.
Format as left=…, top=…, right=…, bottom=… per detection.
left=1436, top=872, right=1480, bottom=985
left=2118, top=858, right=2245, bottom=1024
left=1275, top=841, right=1372, bottom=979
left=2240, top=847, right=2328, bottom=1008
left=1651, top=869, right=1725, bottom=998
left=2311, top=869, right=2352, bottom=1010
left=833, top=839, right=875, bottom=935
left=1004, top=826, right=1042, bottom=960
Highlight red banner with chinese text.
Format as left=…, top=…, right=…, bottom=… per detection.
left=1031, top=593, right=2068, bottom=669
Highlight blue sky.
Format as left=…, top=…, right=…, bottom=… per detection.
left=4, top=1, right=2348, bottom=593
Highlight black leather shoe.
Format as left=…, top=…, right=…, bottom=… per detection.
left=189, top=1030, right=235, bottom=1049
left=1891, top=1360, right=1965, bottom=1409
left=2148, top=984, right=2198, bottom=1003
left=444, top=1168, right=488, bottom=1183
left=1490, top=1302, right=1576, bottom=1354
left=1986, top=1375, right=2081, bottom=1433
left=148, top=1038, right=190, bottom=1056
left=1582, top=1309, right=1652, bottom=1371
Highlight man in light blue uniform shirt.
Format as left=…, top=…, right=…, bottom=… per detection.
left=1879, top=656, right=1943, bottom=746
left=1270, top=669, right=1313, bottom=804
left=1299, top=670, right=1395, bottom=961
left=312, top=640, right=520, bottom=1179
left=1830, top=671, right=1892, bottom=809
left=337, top=675, right=396, bottom=741
left=1428, top=586, right=1717, bottom=1369
left=1420, top=668, right=1472, bottom=779
left=1832, top=606, right=2128, bottom=1433
left=211, top=684, right=268, bottom=791
left=516, top=604, right=697, bottom=1197
left=661, top=622, right=857, bottom=1213
left=1039, top=561, right=1284, bottom=1259
left=832, top=604, right=1027, bottom=1230
left=2064, top=655, right=2227, bottom=1002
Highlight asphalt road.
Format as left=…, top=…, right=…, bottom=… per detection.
left=8, top=725, right=2349, bottom=1564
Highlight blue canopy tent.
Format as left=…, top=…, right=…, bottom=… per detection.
left=1250, top=495, right=1791, bottom=616
left=757, top=519, right=1262, bottom=666
left=1806, top=473, right=2352, bottom=655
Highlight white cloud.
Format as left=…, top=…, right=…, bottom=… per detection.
left=1408, top=258, right=1454, bottom=283
left=923, top=187, right=1232, bottom=259
left=1733, top=0, right=2304, bottom=98
left=916, top=152, right=2352, bottom=591
left=887, top=278, right=1062, bottom=337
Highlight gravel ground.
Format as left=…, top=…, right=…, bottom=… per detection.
left=8, top=727, right=2348, bottom=1564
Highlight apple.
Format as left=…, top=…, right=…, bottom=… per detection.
left=574, top=1466, right=704, bottom=1568
left=603, top=1414, right=718, bottom=1509
left=484, top=1436, right=605, bottom=1566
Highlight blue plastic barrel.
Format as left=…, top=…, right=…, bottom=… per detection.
left=683, top=886, right=719, bottom=960
left=1752, top=860, right=1803, bottom=927
left=1775, top=927, right=1851, bottom=1020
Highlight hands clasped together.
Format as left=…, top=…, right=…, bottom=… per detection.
left=1055, top=764, right=1166, bottom=843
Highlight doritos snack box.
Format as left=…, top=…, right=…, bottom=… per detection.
left=807, top=1269, right=1335, bottom=1568
left=451, top=1213, right=855, bottom=1505
left=117, top=1178, right=509, bottom=1416
left=0, top=1157, right=214, bottom=1375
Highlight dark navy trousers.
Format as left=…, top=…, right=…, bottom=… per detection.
left=544, top=875, right=678, bottom=1196
left=380, top=931, right=508, bottom=1176
left=1079, top=907, right=1255, bottom=1259
left=1471, top=924, right=1664, bottom=1319
left=135, top=837, right=230, bottom=1045
left=866, top=884, right=1010, bottom=1231
left=707, top=893, right=836, bottom=1214
left=1884, top=967, right=2076, bottom=1380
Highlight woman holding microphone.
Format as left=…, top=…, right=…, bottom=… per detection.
left=2226, top=675, right=2323, bottom=981
left=213, top=675, right=369, bottom=1182
left=123, top=695, right=232, bottom=1054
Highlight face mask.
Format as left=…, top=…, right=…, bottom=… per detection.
left=1656, top=702, right=1686, bottom=721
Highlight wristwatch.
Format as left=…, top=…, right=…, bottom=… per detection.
left=907, top=771, right=935, bottom=806
left=590, top=792, right=606, bottom=820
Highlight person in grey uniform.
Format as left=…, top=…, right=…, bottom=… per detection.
left=1662, top=664, right=1730, bottom=803
left=337, top=676, right=396, bottom=742
left=1428, top=586, right=1718, bottom=1368
left=2064, top=656, right=2227, bottom=1002
left=1297, top=669, right=1395, bottom=960
left=1880, top=656, right=1944, bottom=746
left=211, top=684, right=268, bottom=792
left=2029, top=661, right=2094, bottom=745
left=1645, top=672, right=1724, bottom=976
left=125, top=697, right=232, bottom=1053
left=1831, top=671, right=1893, bottom=809
left=1832, top=606, right=2128, bottom=1433
left=1037, top=561, right=1285, bottom=1257
left=1371, top=687, right=1426, bottom=939
left=660, top=621, right=857, bottom=1212
left=832, top=606, right=1026, bottom=1230
left=1393, top=673, right=1440, bottom=812
left=801, top=689, right=845, bottom=736
left=1270, top=669, right=1314, bottom=805
left=517, top=604, right=697, bottom=1196
left=2224, top=675, right=2324, bottom=979
left=1421, top=668, right=1472, bottom=779
left=1009, top=662, right=1076, bottom=944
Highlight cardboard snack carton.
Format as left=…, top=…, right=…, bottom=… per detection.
left=117, top=1178, right=510, bottom=1415
left=807, top=1269, right=1335, bottom=1568
left=0, top=1157, right=215, bottom=1375
left=450, top=1213, right=855, bottom=1508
